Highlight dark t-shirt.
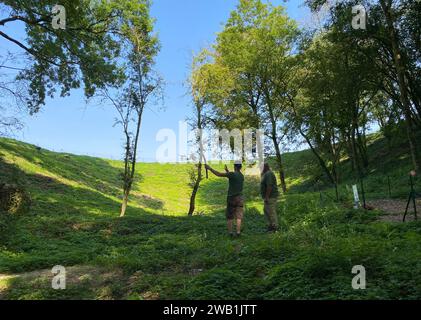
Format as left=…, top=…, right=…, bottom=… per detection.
left=227, top=171, right=244, bottom=197
left=261, top=170, right=279, bottom=199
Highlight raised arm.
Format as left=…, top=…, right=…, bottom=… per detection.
left=205, top=164, right=229, bottom=178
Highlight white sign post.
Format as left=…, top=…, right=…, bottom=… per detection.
left=352, top=185, right=360, bottom=209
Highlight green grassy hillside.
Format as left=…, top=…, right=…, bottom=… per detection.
left=1, top=136, right=421, bottom=300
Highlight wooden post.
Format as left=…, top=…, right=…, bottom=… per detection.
left=403, top=171, right=418, bottom=222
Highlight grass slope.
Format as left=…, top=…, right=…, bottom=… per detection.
left=0, top=136, right=420, bottom=300
left=282, top=130, right=421, bottom=199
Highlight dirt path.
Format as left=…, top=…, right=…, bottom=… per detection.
left=367, top=199, right=420, bottom=222
left=0, top=265, right=124, bottom=299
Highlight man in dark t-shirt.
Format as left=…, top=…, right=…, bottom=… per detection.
left=261, top=163, right=279, bottom=232
left=205, top=162, right=244, bottom=237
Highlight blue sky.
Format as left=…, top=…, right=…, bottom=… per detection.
left=4, top=0, right=311, bottom=161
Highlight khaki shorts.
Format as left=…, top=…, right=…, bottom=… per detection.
left=226, top=195, right=244, bottom=220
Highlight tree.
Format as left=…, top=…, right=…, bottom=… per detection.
left=186, top=53, right=211, bottom=216
left=0, top=0, right=136, bottom=131
left=186, top=100, right=205, bottom=216
left=286, top=29, right=383, bottom=197
left=195, top=0, right=299, bottom=193
left=305, top=0, right=421, bottom=169
left=100, top=0, right=162, bottom=217
left=287, top=38, right=343, bottom=197
left=378, top=0, right=420, bottom=170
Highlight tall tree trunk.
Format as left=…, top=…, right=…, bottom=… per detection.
left=120, top=189, right=130, bottom=217
left=299, top=127, right=335, bottom=185
left=356, top=126, right=368, bottom=168
left=188, top=162, right=202, bottom=216
left=329, top=131, right=341, bottom=201
left=188, top=100, right=204, bottom=216
left=380, top=0, right=420, bottom=170
left=345, top=131, right=356, bottom=173
left=120, top=106, right=144, bottom=217
left=266, top=95, right=287, bottom=193
left=271, top=135, right=287, bottom=193
left=290, top=99, right=336, bottom=187
left=120, top=132, right=131, bottom=218
left=331, top=161, right=339, bottom=201
left=351, top=126, right=362, bottom=179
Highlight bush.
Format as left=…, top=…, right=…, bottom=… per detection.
left=0, top=183, right=31, bottom=215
